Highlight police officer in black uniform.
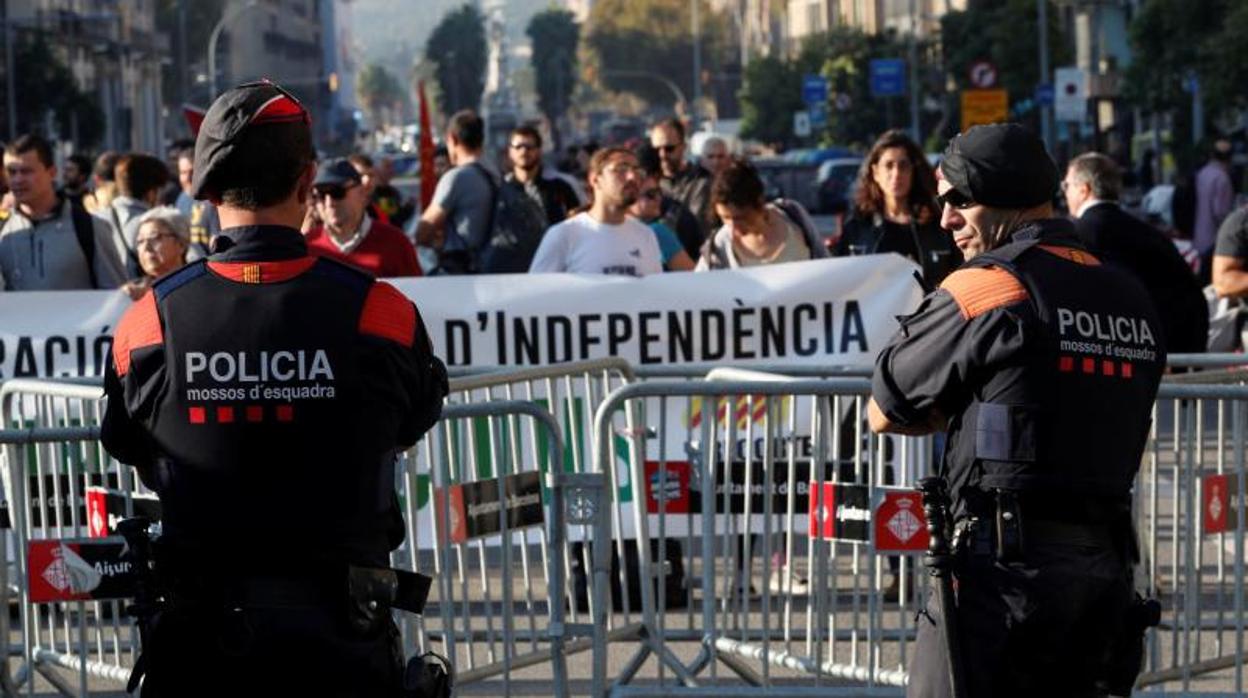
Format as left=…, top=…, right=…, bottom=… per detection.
left=102, top=81, right=448, bottom=696
left=867, top=124, right=1165, bottom=697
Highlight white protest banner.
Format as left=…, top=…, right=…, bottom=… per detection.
left=0, top=255, right=921, bottom=379
left=0, top=256, right=924, bottom=549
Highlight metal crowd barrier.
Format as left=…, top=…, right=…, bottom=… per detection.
left=397, top=398, right=603, bottom=698
left=589, top=377, right=1248, bottom=698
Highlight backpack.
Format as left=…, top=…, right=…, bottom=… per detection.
left=469, top=163, right=550, bottom=274
left=67, top=200, right=100, bottom=288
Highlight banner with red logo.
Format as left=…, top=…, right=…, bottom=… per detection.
left=1203, top=473, right=1241, bottom=535
left=28, top=537, right=136, bottom=603
left=873, top=490, right=929, bottom=552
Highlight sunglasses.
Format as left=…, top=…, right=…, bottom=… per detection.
left=314, top=183, right=357, bottom=200
left=510, top=142, right=538, bottom=151
left=656, top=144, right=681, bottom=153
left=935, top=188, right=976, bottom=210
left=641, top=188, right=662, bottom=200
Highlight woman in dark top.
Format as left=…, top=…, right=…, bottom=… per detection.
left=834, top=129, right=961, bottom=287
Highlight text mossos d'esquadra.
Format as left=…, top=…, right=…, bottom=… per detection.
left=183, top=349, right=336, bottom=402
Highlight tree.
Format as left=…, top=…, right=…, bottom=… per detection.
left=941, top=0, right=1071, bottom=136
left=356, top=63, right=404, bottom=128
left=7, top=35, right=103, bottom=148
left=1123, top=0, right=1238, bottom=167
left=739, top=55, right=802, bottom=146
left=527, top=8, right=579, bottom=150
left=586, top=0, right=730, bottom=114
left=425, top=4, right=488, bottom=115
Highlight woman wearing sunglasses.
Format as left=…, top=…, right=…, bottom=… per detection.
left=835, top=129, right=961, bottom=288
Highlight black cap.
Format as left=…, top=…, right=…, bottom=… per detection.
left=939, top=123, right=1057, bottom=209
left=191, top=79, right=310, bottom=200
left=314, top=158, right=362, bottom=187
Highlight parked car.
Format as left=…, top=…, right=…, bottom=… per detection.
left=815, top=158, right=863, bottom=214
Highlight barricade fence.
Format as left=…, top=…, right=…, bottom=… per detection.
left=586, top=377, right=1248, bottom=698
left=0, top=354, right=1244, bottom=696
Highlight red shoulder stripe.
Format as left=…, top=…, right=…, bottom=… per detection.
left=359, top=282, right=416, bottom=348
left=940, top=267, right=1029, bottom=320
left=207, top=257, right=317, bottom=284
left=112, top=292, right=163, bottom=376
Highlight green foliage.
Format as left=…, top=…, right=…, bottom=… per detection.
left=527, top=9, right=579, bottom=145
left=586, top=0, right=730, bottom=110
left=356, top=63, right=404, bottom=126
left=739, top=55, right=803, bottom=146
left=1123, top=0, right=1242, bottom=161
left=941, top=0, right=1070, bottom=133
left=11, top=35, right=102, bottom=148
left=425, top=3, right=488, bottom=114
left=739, top=28, right=937, bottom=149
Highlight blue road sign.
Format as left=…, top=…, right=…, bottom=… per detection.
left=809, top=103, right=828, bottom=128
left=1035, top=83, right=1055, bottom=106
left=802, top=74, right=829, bottom=105
left=869, top=59, right=906, bottom=98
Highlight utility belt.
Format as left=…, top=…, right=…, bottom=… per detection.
left=952, top=489, right=1129, bottom=563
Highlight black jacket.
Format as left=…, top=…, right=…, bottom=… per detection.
left=834, top=212, right=961, bottom=288
left=1075, top=202, right=1208, bottom=353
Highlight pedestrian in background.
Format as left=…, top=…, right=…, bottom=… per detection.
left=651, top=117, right=716, bottom=241
left=835, top=129, right=960, bottom=288
left=306, top=157, right=421, bottom=278
left=121, top=206, right=191, bottom=300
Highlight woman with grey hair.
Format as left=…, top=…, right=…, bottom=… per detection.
left=122, top=206, right=192, bottom=300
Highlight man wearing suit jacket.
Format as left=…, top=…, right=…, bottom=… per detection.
left=1064, top=152, right=1208, bottom=354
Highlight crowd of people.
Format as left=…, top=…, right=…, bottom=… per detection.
left=0, top=109, right=1244, bottom=354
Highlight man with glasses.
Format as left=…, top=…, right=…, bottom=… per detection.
left=650, top=117, right=715, bottom=243
left=529, top=147, right=661, bottom=276
left=868, top=124, right=1165, bottom=698
left=699, top=136, right=730, bottom=178
left=304, top=158, right=421, bottom=277
left=102, top=80, right=447, bottom=696
left=505, top=125, right=579, bottom=229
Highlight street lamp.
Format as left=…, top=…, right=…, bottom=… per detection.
left=602, top=69, right=689, bottom=116
left=207, top=0, right=261, bottom=99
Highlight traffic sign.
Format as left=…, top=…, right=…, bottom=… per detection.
left=1054, top=67, right=1087, bottom=122
left=961, top=89, right=1009, bottom=132
left=808, top=103, right=828, bottom=128
left=869, top=59, right=906, bottom=98
left=801, top=74, right=829, bottom=105
left=968, top=60, right=999, bottom=89
left=1035, top=83, right=1055, bottom=107
left=793, top=110, right=812, bottom=138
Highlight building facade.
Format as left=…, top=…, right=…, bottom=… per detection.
left=3, top=0, right=168, bottom=154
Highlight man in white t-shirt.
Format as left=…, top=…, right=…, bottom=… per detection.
left=529, top=147, right=662, bottom=276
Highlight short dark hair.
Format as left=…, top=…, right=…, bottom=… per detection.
left=94, top=151, right=120, bottom=182
left=175, top=147, right=194, bottom=164
left=5, top=134, right=54, bottom=169
left=634, top=144, right=663, bottom=177
left=65, top=153, right=92, bottom=175
left=651, top=117, right=685, bottom=142
left=448, top=110, right=484, bottom=151
left=711, top=157, right=765, bottom=210
left=1068, top=152, right=1122, bottom=201
left=510, top=125, right=542, bottom=149
left=211, top=122, right=315, bottom=210
left=347, top=152, right=373, bottom=170
left=115, top=154, right=170, bottom=199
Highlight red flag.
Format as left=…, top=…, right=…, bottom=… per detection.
left=418, top=81, right=436, bottom=209
left=182, top=104, right=207, bottom=138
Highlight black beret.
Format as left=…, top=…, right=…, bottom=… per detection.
left=191, top=79, right=310, bottom=200
left=313, top=158, right=363, bottom=187
left=939, top=123, right=1057, bottom=209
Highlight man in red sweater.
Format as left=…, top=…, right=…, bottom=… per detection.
left=305, top=158, right=422, bottom=277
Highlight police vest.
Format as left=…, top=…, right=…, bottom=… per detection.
left=942, top=237, right=1165, bottom=509
left=111, top=254, right=423, bottom=565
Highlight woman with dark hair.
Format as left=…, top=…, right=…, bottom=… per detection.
left=834, top=129, right=960, bottom=286
left=696, top=156, right=827, bottom=270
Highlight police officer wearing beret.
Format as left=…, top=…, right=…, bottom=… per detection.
left=868, top=124, right=1165, bottom=697
left=102, top=81, right=448, bottom=696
